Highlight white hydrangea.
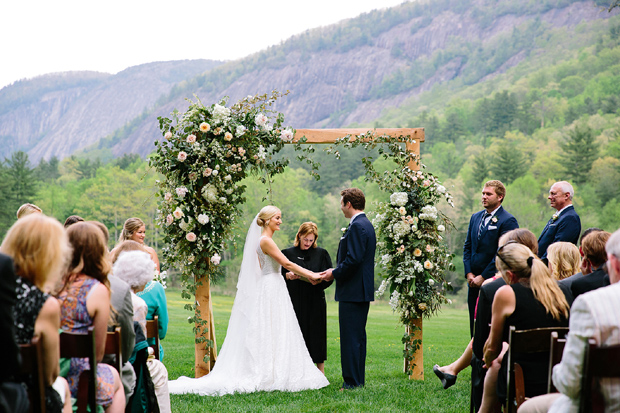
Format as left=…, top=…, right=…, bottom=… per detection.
left=435, top=185, right=446, bottom=194
left=212, top=104, right=231, bottom=122
left=179, top=217, right=194, bottom=231
left=419, top=205, right=438, bottom=221
left=375, top=279, right=389, bottom=298
left=201, top=184, right=218, bottom=202
left=392, top=221, right=411, bottom=240
left=235, top=125, right=246, bottom=136
left=390, top=192, right=408, bottom=207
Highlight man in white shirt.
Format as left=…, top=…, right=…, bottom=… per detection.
left=519, top=228, right=620, bottom=412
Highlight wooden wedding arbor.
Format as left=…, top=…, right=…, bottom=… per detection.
left=194, top=127, right=426, bottom=380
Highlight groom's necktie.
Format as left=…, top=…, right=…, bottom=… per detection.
left=478, top=212, right=491, bottom=238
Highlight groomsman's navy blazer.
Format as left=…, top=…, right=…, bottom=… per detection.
left=537, top=205, right=581, bottom=260
left=463, top=206, right=519, bottom=280
left=333, top=213, right=376, bottom=302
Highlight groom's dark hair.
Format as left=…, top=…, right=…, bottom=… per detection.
left=341, top=188, right=365, bottom=211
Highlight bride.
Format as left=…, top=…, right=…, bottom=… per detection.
left=168, top=206, right=329, bottom=395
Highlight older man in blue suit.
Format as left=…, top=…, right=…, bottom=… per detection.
left=538, top=181, right=581, bottom=262
left=463, top=180, right=518, bottom=337
left=322, top=188, right=376, bottom=389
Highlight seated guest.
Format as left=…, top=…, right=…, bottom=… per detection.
left=518, top=228, right=620, bottom=412
left=560, top=228, right=602, bottom=289
left=433, top=229, right=537, bottom=398
left=57, top=222, right=125, bottom=412
left=113, top=251, right=170, bottom=413
left=480, top=243, right=572, bottom=412
left=2, top=215, right=73, bottom=413
left=63, top=215, right=84, bottom=228
left=81, top=221, right=136, bottom=404
left=0, top=253, right=29, bottom=413
left=16, top=203, right=42, bottom=219
left=111, top=241, right=168, bottom=360
left=571, top=230, right=611, bottom=299
left=547, top=242, right=581, bottom=281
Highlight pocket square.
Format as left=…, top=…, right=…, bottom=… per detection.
left=488, top=226, right=498, bottom=230
left=340, top=236, right=345, bottom=240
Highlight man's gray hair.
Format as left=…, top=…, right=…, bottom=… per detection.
left=112, top=250, right=155, bottom=290
left=553, top=181, right=574, bottom=200
left=606, top=228, right=620, bottom=259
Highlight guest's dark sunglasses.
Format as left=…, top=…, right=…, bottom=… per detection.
left=496, top=240, right=518, bottom=263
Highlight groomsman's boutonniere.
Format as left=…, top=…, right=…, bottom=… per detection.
left=552, top=213, right=559, bottom=221
left=341, top=227, right=348, bottom=235
left=491, top=216, right=498, bottom=224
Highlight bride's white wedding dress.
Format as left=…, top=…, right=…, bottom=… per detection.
left=168, top=229, right=329, bottom=396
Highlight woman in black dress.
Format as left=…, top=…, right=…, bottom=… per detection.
left=281, top=222, right=333, bottom=373
left=480, top=242, right=573, bottom=412
left=2, top=214, right=73, bottom=413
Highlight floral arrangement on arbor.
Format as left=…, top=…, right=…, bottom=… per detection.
left=329, top=132, right=455, bottom=374
left=149, top=91, right=314, bottom=324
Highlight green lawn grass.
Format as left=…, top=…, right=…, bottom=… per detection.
left=163, top=288, right=471, bottom=412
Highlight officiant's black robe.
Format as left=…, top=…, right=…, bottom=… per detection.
left=281, top=246, right=333, bottom=363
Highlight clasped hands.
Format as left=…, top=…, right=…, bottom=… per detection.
left=286, top=268, right=334, bottom=285
left=466, top=272, right=484, bottom=288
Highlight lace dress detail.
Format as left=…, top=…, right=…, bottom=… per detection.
left=169, top=236, right=329, bottom=396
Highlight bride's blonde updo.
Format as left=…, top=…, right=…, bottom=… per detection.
left=256, top=206, right=280, bottom=228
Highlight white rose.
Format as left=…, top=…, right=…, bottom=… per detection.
left=164, top=192, right=172, bottom=202
left=224, top=132, right=233, bottom=141
left=211, top=253, right=221, bottom=265
left=280, top=128, right=294, bottom=142
left=186, top=134, right=196, bottom=143
left=197, top=214, right=209, bottom=225
left=173, top=208, right=184, bottom=219
left=165, top=214, right=174, bottom=226
left=178, top=151, right=187, bottom=162
left=255, top=113, right=268, bottom=127
left=199, top=122, right=210, bottom=132
left=236, top=125, right=246, bottom=136
left=437, top=224, right=445, bottom=232
left=175, top=187, right=188, bottom=198
left=164, top=131, right=172, bottom=140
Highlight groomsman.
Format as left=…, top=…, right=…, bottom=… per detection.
left=321, top=188, right=376, bottom=389
left=537, top=181, right=581, bottom=261
left=463, top=180, right=518, bottom=337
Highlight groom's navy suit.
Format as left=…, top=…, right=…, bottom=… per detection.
left=537, top=205, right=581, bottom=261
left=463, top=205, right=518, bottom=336
left=332, top=213, right=376, bottom=388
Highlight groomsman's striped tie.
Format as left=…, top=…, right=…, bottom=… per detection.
left=478, top=212, right=491, bottom=238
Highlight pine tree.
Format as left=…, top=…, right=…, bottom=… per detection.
left=560, top=124, right=599, bottom=185
left=490, top=144, right=527, bottom=185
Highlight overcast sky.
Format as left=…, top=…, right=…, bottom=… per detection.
left=1, top=0, right=408, bottom=90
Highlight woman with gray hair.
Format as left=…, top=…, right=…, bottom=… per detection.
left=113, top=251, right=171, bottom=413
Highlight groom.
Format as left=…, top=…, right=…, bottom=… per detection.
left=321, top=188, right=376, bottom=389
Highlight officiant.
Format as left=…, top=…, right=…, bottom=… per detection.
left=282, top=222, right=333, bottom=374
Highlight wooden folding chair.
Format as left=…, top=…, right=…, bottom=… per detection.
left=505, top=326, right=569, bottom=413
left=579, top=339, right=620, bottom=413
left=105, top=326, right=122, bottom=373
left=19, top=335, right=46, bottom=413
left=146, top=315, right=160, bottom=360
left=547, top=331, right=567, bottom=393
left=60, top=326, right=97, bottom=413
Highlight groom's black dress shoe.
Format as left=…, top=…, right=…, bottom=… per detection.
left=433, top=364, right=457, bottom=389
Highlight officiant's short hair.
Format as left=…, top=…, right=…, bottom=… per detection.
left=294, top=222, right=318, bottom=248
left=341, top=188, right=365, bottom=211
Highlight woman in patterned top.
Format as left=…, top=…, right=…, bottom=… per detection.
left=57, top=222, right=125, bottom=412
left=1, top=214, right=72, bottom=413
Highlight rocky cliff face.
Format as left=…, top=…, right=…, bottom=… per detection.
left=0, top=1, right=614, bottom=162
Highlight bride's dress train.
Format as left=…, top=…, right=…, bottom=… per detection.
left=168, top=234, right=329, bottom=396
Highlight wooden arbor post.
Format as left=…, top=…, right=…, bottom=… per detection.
left=193, top=127, right=425, bottom=379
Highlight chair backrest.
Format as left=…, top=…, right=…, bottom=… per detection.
left=547, top=331, right=567, bottom=393
left=506, top=326, right=569, bottom=413
left=105, top=326, right=122, bottom=373
left=59, top=326, right=97, bottom=413
left=145, top=315, right=160, bottom=360
left=19, top=335, right=46, bottom=413
left=579, top=339, right=620, bottom=413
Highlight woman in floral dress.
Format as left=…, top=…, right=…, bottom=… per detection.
left=57, top=222, right=125, bottom=412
